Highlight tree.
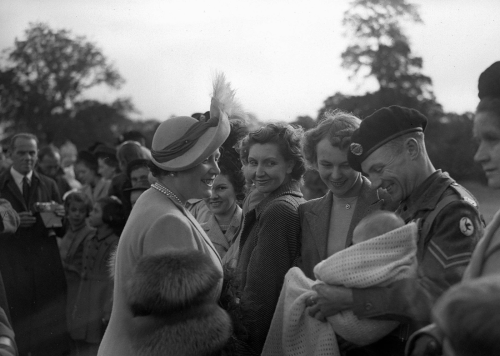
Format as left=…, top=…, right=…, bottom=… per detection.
left=315, top=0, right=483, bottom=182
left=341, top=0, right=434, bottom=102
left=44, top=98, right=137, bottom=149
left=0, top=22, right=124, bottom=141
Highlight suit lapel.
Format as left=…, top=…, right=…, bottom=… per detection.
left=305, top=192, right=333, bottom=261
left=5, top=174, right=27, bottom=211
left=204, top=217, right=230, bottom=250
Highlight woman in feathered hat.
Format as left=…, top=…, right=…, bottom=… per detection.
left=98, top=74, right=238, bottom=356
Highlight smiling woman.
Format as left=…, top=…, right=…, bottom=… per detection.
left=233, top=122, right=306, bottom=355
left=98, top=74, right=236, bottom=356
left=201, top=161, right=245, bottom=259
left=297, top=110, right=392, bottom=280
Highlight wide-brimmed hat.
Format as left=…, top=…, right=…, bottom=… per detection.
left=151, top=73, right=244, bottom=172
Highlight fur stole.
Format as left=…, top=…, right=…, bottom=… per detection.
left=126, top=249, right=232, bottom=356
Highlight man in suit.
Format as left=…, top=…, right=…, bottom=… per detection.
left=0, top=133, right=69, bottom=356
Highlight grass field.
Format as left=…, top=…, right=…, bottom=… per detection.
left=460, top=181, right=500, bottom=224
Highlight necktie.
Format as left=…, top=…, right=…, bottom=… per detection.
left=22, top=176, right=30, bottom=206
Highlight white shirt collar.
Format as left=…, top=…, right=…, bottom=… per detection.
left=10, top=166, right=33, bottom=186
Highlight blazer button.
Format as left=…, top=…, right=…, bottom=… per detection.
left=365, top=302, right=373, bottom=311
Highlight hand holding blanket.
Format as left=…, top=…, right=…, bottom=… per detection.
left=262, top=222, right=418, bottom=356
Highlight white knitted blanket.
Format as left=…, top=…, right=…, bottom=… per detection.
left=262, top=222, right=418, bottom=356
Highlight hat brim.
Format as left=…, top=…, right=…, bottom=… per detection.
left=151, top=113, right=230, bottom=172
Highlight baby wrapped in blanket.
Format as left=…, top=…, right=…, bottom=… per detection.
left=262, top=211, right=418, bottom=356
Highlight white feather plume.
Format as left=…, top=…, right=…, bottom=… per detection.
left=210, top=72, right=247, bottom=122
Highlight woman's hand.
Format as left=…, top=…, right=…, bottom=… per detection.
left=307, top=284, right=354, bottom=322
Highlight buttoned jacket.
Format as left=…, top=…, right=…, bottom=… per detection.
left=98, top=187, right=222, bottom=356
left=236, top=180, right=305, bottom=354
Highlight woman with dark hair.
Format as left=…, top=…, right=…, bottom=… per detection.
left=98, top=74, right=239, bottom=356
left=201, top=161, right=245, bottom=259
left=233, top=122, right=306, bottom=355
left=75, top=151, right=111, bottom=204
left=198, top=120, right=247, bottom=259
left=94, top=145, right=120, bottom=181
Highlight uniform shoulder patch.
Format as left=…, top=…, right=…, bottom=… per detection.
left=459, top=217, right=474, bottom=236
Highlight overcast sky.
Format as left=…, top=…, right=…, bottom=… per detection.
left=1, top=0, right=500, bottom=122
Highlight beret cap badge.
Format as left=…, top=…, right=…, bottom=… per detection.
left=350, top=143, right=363, bottom=156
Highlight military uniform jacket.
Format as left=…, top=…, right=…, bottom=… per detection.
left=351, top=170, right=483, bottom=334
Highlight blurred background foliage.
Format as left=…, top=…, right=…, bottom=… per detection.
left=0, top=0, right=485, bottom=197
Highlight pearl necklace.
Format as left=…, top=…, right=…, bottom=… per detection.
left=152, top=182, right=183, bottom=205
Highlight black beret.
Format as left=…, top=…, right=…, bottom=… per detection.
left=478, top=61, right=500, bottom=100
left=347, top=105, right=428, bottom=172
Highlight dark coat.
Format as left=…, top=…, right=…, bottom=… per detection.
left=0, top=169, right=69, bottom=356
left=236, top=180, right=305, bottom=355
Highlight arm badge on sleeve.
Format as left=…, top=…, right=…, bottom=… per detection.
left=459, top=217, right=474, bottom=236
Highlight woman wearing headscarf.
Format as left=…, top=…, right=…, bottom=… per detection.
left=233, top=122, right=306, bottom=355
left=97, top=74, right=238, bottom=356
left=406, top=61, right=500, bottom=356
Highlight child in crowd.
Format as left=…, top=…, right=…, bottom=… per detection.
left=57, top=192, right=95, bottom=350
left=263, top=211, right=418, bottom=356
left=71, top=197, right=126, bottom=356
left=75, top=151, right=111, bottom=204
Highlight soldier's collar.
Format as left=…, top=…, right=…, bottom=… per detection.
left=399, top=170, right=453, bottom=213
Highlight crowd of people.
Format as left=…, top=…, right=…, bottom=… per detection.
left=0, top=64, right=499, bottom=356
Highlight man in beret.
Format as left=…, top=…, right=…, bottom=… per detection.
left=307, top=106, right=483, bottom=355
